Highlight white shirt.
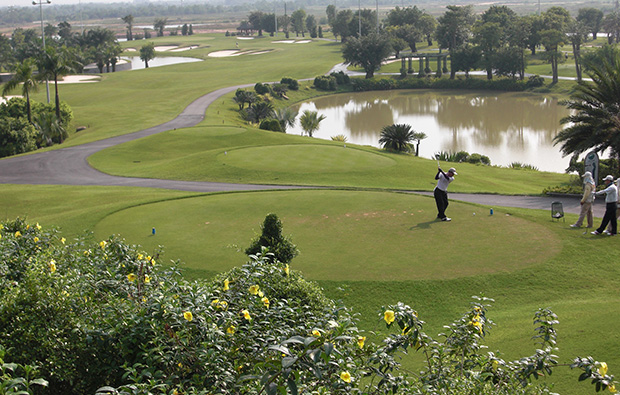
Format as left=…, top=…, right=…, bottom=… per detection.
left=595, top=183, right=618, bottom=203
left=436, top=172, right=454, bottom=191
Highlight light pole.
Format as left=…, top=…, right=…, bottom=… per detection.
left=33, top=0, right=51, bottom=103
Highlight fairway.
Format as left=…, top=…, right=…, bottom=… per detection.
left=93, top=190, right=560, bottom=281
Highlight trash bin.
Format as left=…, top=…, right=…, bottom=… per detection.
left=551, top=201, right=564, bottom=222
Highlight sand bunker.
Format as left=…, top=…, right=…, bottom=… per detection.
left=154, top=45, right=179, bottom=51
left=249, top=50, right=271, bottom=55
left=237, top=37, right=254, bottom=40
left=273, top=40, right=311, bottom=44
left=170, top=45, right=198, bottom=52
left=59, top=75, right=101, bottom=84
left=208, top=50, right=242, bottom=57
left=125, top=48, right=137, bottom=52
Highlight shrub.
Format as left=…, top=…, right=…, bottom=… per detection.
left=0, top=116, right=38, bottom=157
left=455, top=150, right=470, bottom=162
left=526, top=75, right=545, bottom=88
left=245, top=213, right=298, bottom=263
left=280, top=77, right=299, bottom=90
left=467, top=153, right=491, bottom=165
left=254, top=82, right=271, bottom=95
left=313, top=75, right=337, bottom=90
left=330, top=71, right=350, bottom=85
left=259, top=118, right=283, bottom=132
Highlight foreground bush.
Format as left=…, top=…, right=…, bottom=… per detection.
left=0, top=219, right=617, bottom=394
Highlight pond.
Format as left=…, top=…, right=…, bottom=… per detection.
left=288, top=90, right=571, bottom=173
left=121, top=56, right=202, bottom=70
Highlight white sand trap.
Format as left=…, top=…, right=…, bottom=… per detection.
left=58, top=75, right=101, bottom=84
left=208, top=50, right=242, bottom=57
left=125, top=47, right=137, bottom=52
left=273, top=40, right=296, bottom=44
left=249, top=50, right=271, bottom=55
left=0, top=95, right=22, bottom=105
left=237, top=36, right=254, bottom=40
left=296, top=40, right=311, bottom=43
left=154, top=45, right=179, bottom=51
left=170, top=45, right=198, bottom=52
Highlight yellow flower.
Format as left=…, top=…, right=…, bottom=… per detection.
left=227, top=325, right=236, bottom=334
left=26, top=225, right=29, bottom=230
left=144, top=275, right=150, bottom=283
left=384, top=310, right=395, bottom=324
left=173, top=390, right=179, bottom=395
left=340, top=371, right=351, bottom=383
left=137, top=253, right=144, bottom=260
left=36, top=223, right=41, bottom=230
left=600, top=362, right=609, bottom=376
left=127, top=273, right=137, bottom=282
left=49, top=260, right=56, bottom=273
left=609, top=383, right=616, bottom=393
left=33, top=237, right=39, bottom=243
left=312, top=329, right=321, bottom=337
left=242, top=309, right=252, bottom=321
left=258, top=290, right=264, bottom=298
left=99, top=240, right=107, bottom=249
left=178, top=362, right=183, bottom=368
left=492, top=360, right=499, bottom=371
left=357, top=336, right=366, bottom=349
left=471, top=320, right=483, bottom=333
left=219, top=300, right=228, bottom=309
left=142, top=296, right=147, bottom=303
left=284, top=264, right=290, bottom=276
left=183, top=311, right=193, bottom=322
left=0, top=233, right=2, bottom=240
left=262, top=296, right=270, bottom=308
left=60, top=237, right=65, bottom=244
left=84, top=250, right=90, bottom=256
left=249, top=285, right=260, bottom=295
left=223, top=278, right=230, bottom=291
left=211, top=299, right=220, bottom=307
left=14, top=231, right=21, bottom=238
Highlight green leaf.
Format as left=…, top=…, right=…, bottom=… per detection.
left=282, top=357, right=298, bottom=369
left=287, top=378, right=298, bottom=395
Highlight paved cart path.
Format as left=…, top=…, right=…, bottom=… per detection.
left=0, top=82, right=604, bottom=217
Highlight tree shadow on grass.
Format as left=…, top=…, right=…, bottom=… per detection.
left=409, top=219, right=440, bottom=231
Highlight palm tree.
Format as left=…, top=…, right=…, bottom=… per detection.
left=33, top=111, right=67, bottom=146
left=247, top=101, right=274, bottom=123
left=554, top=55, right=620, bottom=163
left=122, top=14, right=134, bottom=41
left=1, top=59, right=39, bottom=124
left=140, top=43, right=156, bottom=68
left=299, top=110, right=326, bottom=137
left=154, top=18, right=168, bottom=37
left=412, top=132, right=428, bottom=157
left=38, top=45, right=74, bottom=123
left=379, top=124, right=416, bottom=152
left=274, top=108, right=297, bottom=133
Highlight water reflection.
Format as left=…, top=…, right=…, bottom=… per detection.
left=289, top=90, right=571, bottom=172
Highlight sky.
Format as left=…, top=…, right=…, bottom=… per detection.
left=0, top=0, right=153, bottom=9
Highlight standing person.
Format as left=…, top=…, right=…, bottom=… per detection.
left=591, top=175, right=618, bottom=236
left=434, top=167, right=457, bottom=222
left=570, top=171, right=595, bottom=228
left=606, top=177, right=620, bottom=234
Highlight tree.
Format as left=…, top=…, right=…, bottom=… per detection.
left=342, top=32, right=392, bottom=79
left=153, top=18, right=167, bottom=37
left=122, top=14, right=134, bottom=41
left=332, top=10, right=353, bottom=42
left=554, top=55, right=620, bottom=165
left=379, top=124, right=416, bottom=152
left=0, top=35, right=13, bottom=72
left=412, top=132, right=427, bottom=157
left=306, top=15, right=317, bottom=38
left=473, top=21, right=502, bottom=79
left=139, top=42, right=155, bottom=68
left=419, top=13, right=437, bottom=46
left=248, top=11, right=265, bottom=36
left=1, top=58, right=39, bottom=123
left=274, top=108, right=297, bottom=133
left=245, top=213, right=298, bottom=263
left=602, top=12, right=620, bottom=44
left=291, top=9, right=306, bottom=37
left=326, top=4, right=336, bottom=27
left=38, top=45, right=74, bottom=123
left=299, top=110, right=325, bottom=137
left=568, top=19, right=589, bottom=82
left=436, top=5, right=475, bottom=79
left=577, top=7, right=604, bottom=40
left=245, top=101, right=274, bottom=123
left=33, top=110, right=67, bottom=146
left=540, top=7, right=571, bottom=83
left=0, top=116, right=38, bottom=157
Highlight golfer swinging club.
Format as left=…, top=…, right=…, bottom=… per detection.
left=434, top=165, right=457, bottom=221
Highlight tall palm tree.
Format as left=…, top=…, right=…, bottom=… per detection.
left=379, top=124, right=416, bottom=152
left=38, top=45, right=74, bottom=123
left=412, top=131, right=428, bottom=157
left=33, top=110, right=67, bottom=146
left=122, top=14, right=134, bottom=41
left=1, top=59, right=39, bottom=124
left=299, top=110, right=326, bottom=137
left=554, top=55, right=620, bottom=163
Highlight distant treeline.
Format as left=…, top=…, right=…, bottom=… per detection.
left=0, top=0, right=374, bottom=26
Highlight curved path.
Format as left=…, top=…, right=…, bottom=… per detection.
left=0, top=81, right=602, bottom=217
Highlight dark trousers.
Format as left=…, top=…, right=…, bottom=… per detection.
left=597, top=202, right=618, bottom=235
left=434, top=188, right=449, bottom=219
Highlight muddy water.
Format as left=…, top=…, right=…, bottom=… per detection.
left=288, top=90, right=571, bottom=172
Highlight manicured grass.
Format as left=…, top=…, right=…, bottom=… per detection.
left=92, top=190, right=560, bottom=280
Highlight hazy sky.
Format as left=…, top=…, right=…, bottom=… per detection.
left=1, top=0, right=136, bottom=9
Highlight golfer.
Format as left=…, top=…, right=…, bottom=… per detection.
left=570, top=171, right=595, bottom=228
left=434, top=166, right=457, bottom=222
left=591, top=175, right=618, bottom=236
left=606, top=177, right=620, bottom=234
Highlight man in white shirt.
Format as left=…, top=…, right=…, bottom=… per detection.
left=591, top=175, right=618, bottom=236
left=434, top=167, right=457, bottom=222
